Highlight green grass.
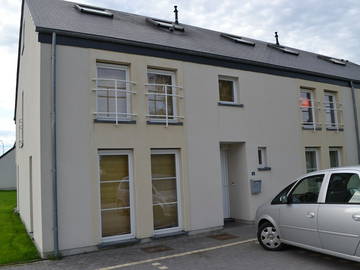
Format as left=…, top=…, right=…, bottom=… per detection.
left=0, top=191, right=40, bottom=265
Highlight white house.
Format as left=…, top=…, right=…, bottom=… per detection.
left=15, top=0, right=360, bottom=257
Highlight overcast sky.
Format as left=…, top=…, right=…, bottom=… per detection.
left=0, top=0, right=359, bottom=153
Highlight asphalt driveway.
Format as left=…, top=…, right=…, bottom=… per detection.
left=2, top=223, right=359, bottom=270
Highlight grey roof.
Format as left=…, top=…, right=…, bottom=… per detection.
left=26, top=0, right=360, bottom=82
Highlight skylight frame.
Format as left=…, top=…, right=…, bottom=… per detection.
left=75, top=4, right=113, bottom=17
left=146, top=18, right=184, bottom=32
left=267, top=44, right=299, bottom=56
left=221, top=33, right=255, bottom=47
left=318, top=55, right=347, bottom=66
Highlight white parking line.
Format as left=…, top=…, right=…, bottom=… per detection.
left=97, top=238, right=256, bottom=270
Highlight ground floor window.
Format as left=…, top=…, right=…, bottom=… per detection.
left=305, top=148, right=319, bottom=173
left=329, top=147, right=342, bottom=168
left=99, top=150, right=134, bottom=240
left=151, top=149, right=181, bottom=233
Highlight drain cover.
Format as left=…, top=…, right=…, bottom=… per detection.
left=208, top=233, right=238, bottom=240
left=141, top=245, right=173, bottom=253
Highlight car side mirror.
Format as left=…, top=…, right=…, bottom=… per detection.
left=280, top=194, right=292, bottom=204
left=280, top=195, right=288, bottom=204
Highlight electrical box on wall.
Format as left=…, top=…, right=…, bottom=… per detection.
left=250, top=179, right=262, bottom=194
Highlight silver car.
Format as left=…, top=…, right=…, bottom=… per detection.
left=256, top=166, right=360, bottom=262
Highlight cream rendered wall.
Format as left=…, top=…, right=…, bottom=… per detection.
left=50, top=46, right=189, bottom=252
left=183, top=63, right=307, bottom=224
left=16, top=3, right=44, bottom=252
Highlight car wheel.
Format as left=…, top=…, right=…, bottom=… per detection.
left=257, top=222, right=284, bottom=251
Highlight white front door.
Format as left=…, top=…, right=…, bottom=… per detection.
left=221, top=149, right=231, bottom=219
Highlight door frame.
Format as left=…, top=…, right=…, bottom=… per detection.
left=151, top=149, right=182, bottom=236
left=220, top=148, right=231, bottom=219
left=97, top=149, right=136, bottom=243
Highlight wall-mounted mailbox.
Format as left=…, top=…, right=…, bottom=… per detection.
left=250, top=179, right=262, bottom=194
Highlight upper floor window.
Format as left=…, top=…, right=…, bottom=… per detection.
left=305, top=147, right=319, bottom=173
left=145, top=69, right=183, bottom=125
left=300, top=89, right=319, bottom=130
left=218, top=76, right=238, bottom=104
left=93, top=63, right=136, bottom=123
left=324, top=92, right=343, bottom=130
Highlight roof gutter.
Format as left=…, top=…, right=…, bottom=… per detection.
left=51, top=32, right=60, bottom=258
left=350, top=81, right=360, bottom=163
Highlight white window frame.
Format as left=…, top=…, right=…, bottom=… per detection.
left=324, top=92, right=343, bottom=131
left=218, top=76, right=238, bottom=104
left=300, top=89, right=319, bottom=130
left=329, top=147, right=342, bottom=168
left=145, top=69, right=183, bottom=126
left=305, top=147, right=320, bottom=173
left=151, top=149, right=182, bottom=236
left=98, top=149, right=136, bottom=243
left=93, top=63, right=136, bottom=124
left=258, top=147, right=268, bottom=168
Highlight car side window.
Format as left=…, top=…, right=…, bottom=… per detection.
left=325, top=173, right=360, bottom=204
left=271, top=182, right=296, bottom=205
left=289, top=174, right=324, bottom=204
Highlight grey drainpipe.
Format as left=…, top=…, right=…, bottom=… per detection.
left=350, top=81, right=360, bottom=164
left=51, top=32, right=59, bottom=257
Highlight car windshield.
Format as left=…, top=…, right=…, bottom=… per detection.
left=271, top=181, right=297, bottom=204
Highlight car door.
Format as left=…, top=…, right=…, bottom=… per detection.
left=279, top=174, right=325, bottom=248
left=318, top=171, right=360, bottom=255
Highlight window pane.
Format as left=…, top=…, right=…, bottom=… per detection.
left=153, top=204, right=178, bottom=230
left=101, top=209, right=130, bottom=237
left=326, top=173, right=360, bottom=204
left=152, top=179, right=177, bottom=204
left=329, top=150, right=339, bottom=167
left=219, top=80, right=234, bottom=102
left=96, top=66, right=128, bottom=119
left=300, top=91, right=314, bottom=125
left=151, top=154, right=176, bottom=178
left=100, top=155, right=129, bottom=181
left=305, top=150, right=317, bottom=173
left=147, top=72, right=175, bottom=118
left=290, top=175, right=324, bottom=204
left=151, top=153, right=178, bottom=230
left=101, top=182, right=129, bottom=209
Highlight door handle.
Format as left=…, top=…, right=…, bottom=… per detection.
left=306, top=212, right=315, bottom=218
left=352, top=214, right=360, bottom=222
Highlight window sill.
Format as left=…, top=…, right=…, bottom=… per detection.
left=258, top=167, right=271, bottom=171
left=147, top=121, right=183, bottom=126
left=94, top=119, right=136, bottom=124
left=326, top=128, right=344, bottom=131
left=218, top=102, right=244, bottom=108
left=302, top=126, right=322, bottom=131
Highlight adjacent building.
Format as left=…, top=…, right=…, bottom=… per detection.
left=15, top=0, right=360, bottom=257
left=0, top=145, right=16, bottom=190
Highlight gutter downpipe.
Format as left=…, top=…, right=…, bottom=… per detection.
left=350, top=81, right=360, bottom=164
left=51, top=32, right=59, bottom=257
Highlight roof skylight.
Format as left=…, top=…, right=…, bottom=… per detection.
left=146, top=18, right=184, bottom=32
left=318, top=55, right=347, bottom=66
left=75, top=4, right=113, bottom=17
left=268, top=44, right=299, bottom=55
left=221, top=33, right=255, bottom=46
